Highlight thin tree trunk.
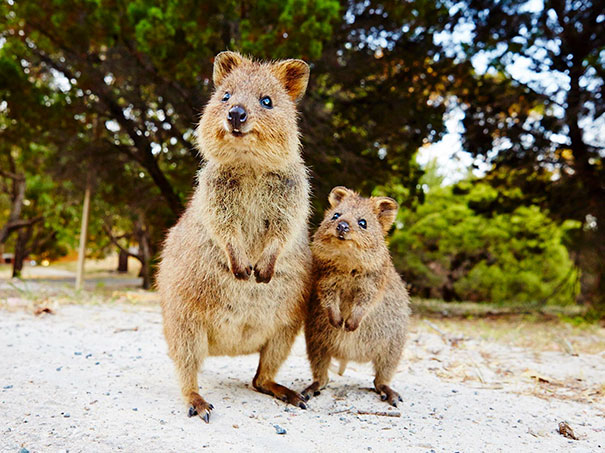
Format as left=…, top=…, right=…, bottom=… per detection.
left=12, top=226, right=31, bottom=278
left=134, top=213, right=153, bottom=290
left=0, top=172, right=26, bottom=244
left=137, top=229, right=152, bottom=290
left=75, top=183, right=91, bottom=290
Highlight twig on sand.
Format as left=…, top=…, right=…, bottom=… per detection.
left=356, top=410, right=401, bottom=418
left=424, top=320, right=448, bottom=338
left=329, top=407, right=401, bottom=417
left=558, top=337, right=578, bottom=356
left=424, top=320, right=465, bottom=347
left=114, top=326, right=139, bottom=333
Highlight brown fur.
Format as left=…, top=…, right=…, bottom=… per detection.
left=303, top=187, right=410, bottom=407
left=157, top=52, right=312, bottom=422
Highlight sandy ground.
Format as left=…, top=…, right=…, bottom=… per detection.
left=1, top=297, right=604, bottom=452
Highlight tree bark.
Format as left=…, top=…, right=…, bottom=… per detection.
left=75, top=183, right=91, bottom=290
left=12, top=226, right=32, bottom=278
left=117, top=249, right=129, bottom=273
left=135, top=217, right=153, bottom=290
left=0, top=171, right=26, bottom=245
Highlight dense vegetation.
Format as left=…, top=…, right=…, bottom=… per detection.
left=390, top=162, right=579, bottom=305
left=0, top=1, right=602, bottom=310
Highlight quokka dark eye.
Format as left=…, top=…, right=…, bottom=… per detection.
left=222, top=92, right=231, bottom=102
left=331, top=212, right=341, bottom=220
left=260, top=96, right=273, bottom=109
left=358, top=219, right=367, bottom=229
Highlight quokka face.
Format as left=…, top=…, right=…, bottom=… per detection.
left=197, top=51, right=309, bottom=168
left=313, top=186, right=399, bottom=262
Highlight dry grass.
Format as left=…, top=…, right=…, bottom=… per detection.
left=406, top=308, right=605, bottom=411
left=414, top=316, right=605, bottom=355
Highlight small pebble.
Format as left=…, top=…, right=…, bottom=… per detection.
left=63, top=413, right=70, bottom=418
left=74, top=352, right=82, bottom=356
left=3, top=385, right=13, bottom=389
left=132, top=408, right=138, bottom=411
left=274, top=424, right=286, bottom=435
left=18, top=448, right=29, bottom=453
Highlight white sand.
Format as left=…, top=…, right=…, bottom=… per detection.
left=1, top=303, right=603, bottom=452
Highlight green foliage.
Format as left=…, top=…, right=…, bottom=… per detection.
left=391, top=165, right=580, bottom=305
left=453, top=0, right=604, bottom=308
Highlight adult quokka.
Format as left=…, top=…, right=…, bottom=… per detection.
left=303, top=187, right=410, bottom=407
left=157, top=51, right=312, bottom=422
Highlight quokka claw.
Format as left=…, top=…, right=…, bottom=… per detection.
left=188, top=396, right=214, bottom=423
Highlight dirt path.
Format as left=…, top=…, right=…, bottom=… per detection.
left=1, top=302, right=603, bottom=452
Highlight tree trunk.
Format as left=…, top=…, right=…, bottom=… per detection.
left=134, top=214, right=153, bottom=290
left=0, top=172, right=26, bottom=245
left=137, top=233, right=152, bottom=290
left=12, top=227, right=31, bottom=278
left=75, top=183, right=91, bottom=290
left=117, top=249, right=129, bottom=273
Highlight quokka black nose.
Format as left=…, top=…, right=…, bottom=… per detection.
left=336, top=221, right=350, bottom=235
left=227, top=105, right=247, bottom=130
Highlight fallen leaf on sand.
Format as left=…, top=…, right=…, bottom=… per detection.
left=558, top=421, right=579, bottom=440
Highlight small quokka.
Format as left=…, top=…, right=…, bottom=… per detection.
left=157, top=51, right=312, bottom=422
left=303, top=186, right=410, bottom=407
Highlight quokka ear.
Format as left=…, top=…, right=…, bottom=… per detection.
left=272, top=59, right=310, bottom=102
left=328, top=186, right=355, bottom=208
left=213, top=51, right=244, bottom=87
left=373, top=197, right=399, bottom=233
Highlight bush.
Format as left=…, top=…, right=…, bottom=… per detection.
left=390, top=178, right=579, bottom=305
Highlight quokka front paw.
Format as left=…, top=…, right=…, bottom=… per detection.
left=327, top=305, right=344, bottom=329
left=344, top=315, right=362, bottom=332
left=232, top=262, right=253, bottom=280
left=253, top=252, right=277, bottom=283
left=226, top=244, right=252, bottom=280
left=344, top=307, right=365, bottom=332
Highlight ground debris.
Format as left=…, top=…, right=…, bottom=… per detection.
left=357, top=410, right=401, bottom=418
left=558, top=421, right=579, bottom=440
left=33, top=306, right=55, bottom=316
left=328, top=407, right=401, bottom=418
left=114, top=326, right=138, bottom=333
left=423, top=320, right=465, bottom=347
left=273, top=424, right=286, bottom=435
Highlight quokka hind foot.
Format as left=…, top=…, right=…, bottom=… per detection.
left=187, top=393, right=214, bottom=423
